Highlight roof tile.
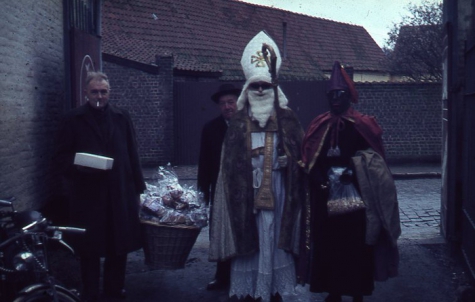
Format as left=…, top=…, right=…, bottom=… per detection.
left=102, top=0, right=387, bottom=80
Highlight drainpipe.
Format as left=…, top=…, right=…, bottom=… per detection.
left=95, top=0, right=103, bottom=71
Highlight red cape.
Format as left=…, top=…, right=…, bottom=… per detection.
left=301, top=107, right=385, bottom=172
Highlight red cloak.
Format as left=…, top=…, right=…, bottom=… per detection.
left=301, top=107, right=385, bottom=172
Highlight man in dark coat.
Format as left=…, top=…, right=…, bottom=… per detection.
left=197, top=83, right=240, bottom=290
left=299, top=62, right=397, bottom=302
left=54, top=72, right=146, bottom=301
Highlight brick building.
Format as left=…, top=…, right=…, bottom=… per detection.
left=354, top=82, right=441, bottom=163
left=100, top=0, right=442, bottom=166
left=102, top=55, right=175, bottom=165
left=102, top=0, right=390, bottom=82
left=0, top=0, right=443, bottom=213
left=0, top=0, right=102, bottom=212
left=0, top=0, right=66, bottom=210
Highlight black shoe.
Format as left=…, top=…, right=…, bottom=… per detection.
left=242, top=295, right=261, bottom=301
left=104, top=288, right=126, bottom=300
left=325, top=293, right=342, bottom=302
left=82, top=292, right=101, bottom=302
left=206, top=279, right=229, bottom=291
left=352, top=296, right=363, bottom=302
left=271, top=293, right=283, bottom=302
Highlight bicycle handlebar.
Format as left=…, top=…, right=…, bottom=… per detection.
left=0, top=226, right=85, bottom=250
left=46, top=226, right=86, bottom=234
left=0, top=199, right=13, bottom=208
left=0, top=233, right=22, bottom=249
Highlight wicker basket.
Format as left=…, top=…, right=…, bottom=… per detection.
left=141, top=220, right=201, bottom=270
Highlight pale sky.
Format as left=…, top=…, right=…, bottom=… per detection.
left=238, top=0, right=440, bottom=47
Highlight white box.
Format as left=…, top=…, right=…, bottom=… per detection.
left=74, top=153, right=114, bottom=170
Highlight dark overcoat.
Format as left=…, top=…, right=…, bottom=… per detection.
left=54, top=103, right=146, bottom=257
left=197, top=115, right=227, bottom=205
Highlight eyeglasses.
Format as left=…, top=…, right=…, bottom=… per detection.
left=327, top=90, right=348, bottom=98
left=248, top=82, right=273, bottom=91
left=90, top=89, right=110, bottom=96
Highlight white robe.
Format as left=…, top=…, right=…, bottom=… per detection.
left=228, top=132, right=296, bottom=302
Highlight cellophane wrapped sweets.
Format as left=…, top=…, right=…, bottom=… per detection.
left=140, top=165, right=208, bottom=228
left=326, top=166, right=365, bottom=216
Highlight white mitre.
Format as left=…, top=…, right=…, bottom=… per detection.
left=237, top=31, right=289, bottom=110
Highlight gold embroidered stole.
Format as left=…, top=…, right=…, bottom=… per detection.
left=250, top=117, right=278, bottom=210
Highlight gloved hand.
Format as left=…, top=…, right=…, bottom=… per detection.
left=339, top=168, right=354, bottom=185
left=76, top=165, right=102, bottom=173
left=278, top=155, right=288, bottom=168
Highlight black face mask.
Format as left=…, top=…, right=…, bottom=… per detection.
left=327, top=89, right=351, bottom=115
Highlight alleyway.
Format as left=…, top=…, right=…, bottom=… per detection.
left=48, top=164, right=469, bottom=301
left=113, top=164, right=469, bottom=302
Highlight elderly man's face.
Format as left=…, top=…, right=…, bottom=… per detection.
left=218, top=94, right=237, bottom=120
left=85, top=79, right=110, bottom=109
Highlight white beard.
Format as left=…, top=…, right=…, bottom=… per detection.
left=248, top=89, right=275, bottom=128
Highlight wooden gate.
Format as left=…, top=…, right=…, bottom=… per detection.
left=173, top=81, right=328, bottom=165
left=441, top=0, right=475, bottom=281
left=461, top=28, right=475, bottom=279
left=440, top=21, right=456, bottom=242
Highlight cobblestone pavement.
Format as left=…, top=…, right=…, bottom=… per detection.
left=144, top=164, right=444, bottom=243
left=396, top=178, right=443, bottom=242
left=55, top=163, right=468, bottom=302
left=145, top=164, right=444, bottom=243
left=131, top=164, right=457, bottom=302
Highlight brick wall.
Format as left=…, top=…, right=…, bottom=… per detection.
left=108, top=67, right=442, bottom=166
left=103, top=55, right=174, bottom=166
left=0, top=0, right=65, bottom=210
left=354, top=82, right=442, bottom=163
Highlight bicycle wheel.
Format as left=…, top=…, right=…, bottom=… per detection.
left=13, top=285, right=81, bottom=302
